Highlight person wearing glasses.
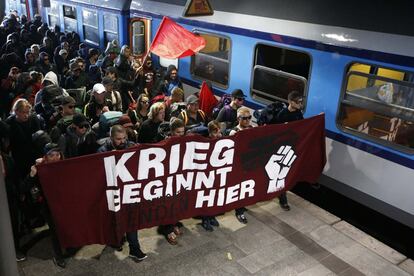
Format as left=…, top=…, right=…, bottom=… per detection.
left=50, top=96, right=77, bottom=134
left=229, top=107, right=253, bottom=224
left=127, top=94, right=150, bottom=130
left=275, top=90, right=304, bottom=211
left=57, top=113, right=91, bottom=158
left=217, top=89, right=246, bottom=130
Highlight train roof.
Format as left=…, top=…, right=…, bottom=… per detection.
left=130, top=0, right=414, bottom=59
left=67, top=0, right=132, bottom=11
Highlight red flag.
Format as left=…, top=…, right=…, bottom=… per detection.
left=199, top=81, right=218, bottom=117
left=149, top=17, right=206, bottom=59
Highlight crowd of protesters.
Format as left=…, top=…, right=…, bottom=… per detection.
left=0, top=11, right=303, bottom=269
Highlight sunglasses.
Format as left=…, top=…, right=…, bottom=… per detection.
left=240, top=116, right=252, bottom=120
left=68, top=105, right=75, bottom=109
left=78, top=124, right=88, bottom=129
left=236, top=97, right=245, bottom=101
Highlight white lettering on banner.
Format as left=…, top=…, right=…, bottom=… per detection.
left=183, top=142, right=210, bottom=170
left=195, top=180, right=256, bottom=208
left=138, top=148, right=166, bottom=180
left=104, top=152, right=135, bottom=187
left=123, top=183, right=141, bottom=204
left=143, top=180, right=164, bottom=200
left=106, top=189, right=121, bottom=212
left=103, top=139, right=296, bottom=213
left=210, top=139, right=234, bottom=167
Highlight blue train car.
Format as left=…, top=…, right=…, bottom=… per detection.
left=4, top=0, right=414, bottom=229
left=129, top=0, right=414, bottom=229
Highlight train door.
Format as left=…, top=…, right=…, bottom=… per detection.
left=129, top=17, right=151, bottom=62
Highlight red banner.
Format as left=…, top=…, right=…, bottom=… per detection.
left=149, top=17, right=206, bottom=59
left=38, top=115, right=326, bottom=248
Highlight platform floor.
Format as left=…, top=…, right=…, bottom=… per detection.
left=18, top=192, right=414, bottom=276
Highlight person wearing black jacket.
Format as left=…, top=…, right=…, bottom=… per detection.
left=23, top=143, right=67, bottom=268
left=275, top=90, right=304, bottom=211
left=137, top=102, right=165, bottom=144
left=97, top=125, right=147, bottom=262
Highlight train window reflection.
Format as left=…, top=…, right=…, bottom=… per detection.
left=82, top=9, right=99, bottom=45
left=63, top=5, right=76, bottom=19
left=252, top=66, right=306, bottom=103
left=132, top=21, right=145, bottom=55
left=191, top=32, right=230, bottom=88
left=63, top=5, right=77, bottom=33
left=338, top=63, right=414, bottom=151
left=48, top=1, right=60, bottom=28
left=104, top=14, right=119, bottom=46
left=251, top=44, right=310, bottom=104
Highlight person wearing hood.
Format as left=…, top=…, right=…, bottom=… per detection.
left=115, top=45, right=134, bottom=80
left=100, top=42, right=118, bottom=74
left=54, top=49, right=69, bottom=76
left=30, top=44, right=40, bottom=61
left=34, top=71, right=60, bottom=105
left=162, top=65, right=183, bottom=96
left=34, top=71, right=66, bottom=130
left=35, top=52, right=56, bottom=76
left=23, top=48, right=36, bottom=72
left=58, top=113, right=91, bottom=158
left=39, top=37, right=54, bottom=58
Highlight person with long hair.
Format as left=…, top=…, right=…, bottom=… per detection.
left=127, top=94, right=150, bottom=129
left=137, top=102, right=165, bottom=143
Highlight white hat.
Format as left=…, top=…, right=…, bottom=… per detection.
left=59, top=49, right=68, bottom=56
left=93, top=83, right=106, bottom=94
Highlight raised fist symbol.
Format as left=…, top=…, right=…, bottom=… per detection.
left=265, top=145, right=297, bottom=193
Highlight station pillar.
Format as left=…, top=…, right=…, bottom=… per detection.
left=0, top=170, right=19, bottom=276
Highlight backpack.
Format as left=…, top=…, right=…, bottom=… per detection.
left=42, top=85, right=65, bottom=107
left=253, top=102, right=286, bottom=126
left=97, top=111, right=123, bottom=138
left=212, top=94, right=232, bottom=119
left=67, top=87, right=88, bottom=108
left=180, top=110, right=206, bottom=126
left=169, top=102, right=187, bottom=119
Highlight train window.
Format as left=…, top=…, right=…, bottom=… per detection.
left=82, top=9, right=99, bottom=46
left=251, top=44, right=310, bottom=104
left=191, top=32, right=230, bottom=87
left=20, top=0, right=27, bottom=16
left=63, top=5, right=77, bottom=33
left=131, top=21, right=145, bottom=55
left=63, top=5, right=76, bottom=19
left=48, top=1, right=60, bottom=28
left=104, top=14, right=119, bottom=46
left=338, top=63, right=414, bottom=151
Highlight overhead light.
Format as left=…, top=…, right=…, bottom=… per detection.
left=321, top=33, right=358, bottom=43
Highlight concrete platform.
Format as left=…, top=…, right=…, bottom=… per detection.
left=18, top=192, right=414, bottom=276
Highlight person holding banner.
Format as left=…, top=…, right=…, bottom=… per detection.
left=23, top=143, right=67, bottom=268
left=97, top=125, right=147, bottom=261
left=159, top=118, right=186, bottom=245
left=200, top=120, right=222, bottom=231
left=229, top=107, right=254, bottom=224
left=275, top=90, right=305, bottom=211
